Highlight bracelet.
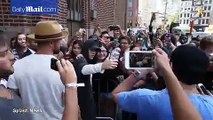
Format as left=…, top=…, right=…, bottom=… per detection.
left=65, top=83, right=85, bottom=89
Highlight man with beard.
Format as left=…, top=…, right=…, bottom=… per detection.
left=0, top=31, right=29, bottom=119
left=7, top=21, right=69, bottom=120
left=12, top=33, right=35, bottom=60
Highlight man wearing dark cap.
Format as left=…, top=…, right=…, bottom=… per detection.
left=7, top=21, right=68, bottom=120
left=112, top=45, right=213, bottom=120
left=200, top=36, right=213, bottom=91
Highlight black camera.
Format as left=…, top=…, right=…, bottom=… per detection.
left=109, top=25, right=119, bottom=31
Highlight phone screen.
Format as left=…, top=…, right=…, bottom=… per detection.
left=129, top=52, right=154, bottom=68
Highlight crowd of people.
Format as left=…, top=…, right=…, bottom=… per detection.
left=0, top=20, right=213, bottom=120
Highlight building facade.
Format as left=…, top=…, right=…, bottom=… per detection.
left=179, top=0, right=213, bottom=31
left=67, top=0, right=128, bottom=36
left=138, top=0, right=154, bottom=26
left=179, top=0, right=192, bottom=25
left=0, top=0, right=67, bottom=37
left=0, top=0, right=129, bottom=37
left=127, top=0, right=139, bottom=28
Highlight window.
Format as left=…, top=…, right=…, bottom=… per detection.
left=206, top=19, right=209, bottom=24
left=69, top=0, right=82, bottom=21
left=128, top=0, right=133, bottom=8
left=188, top=8, right=190, bottom=10
left=203, top=12, right=206, bottom=17
left=202, top=19, right=205, bottom=24
left=180, top=20, right=182, bottom=24
left=128, top=11, right=133, bottom=17
left=208, top=6, right=211, bottom=10
left=198, top=19, right=201, bottom=24
left=184, top=14, right=186, bottom=17
left=187, top=20, right=189, bottom=24
left=183, top=20, right=186, bottom=24
left=204, top=6, right=207, bottom=10
left=187, top=14, right=190, bottom=17
left=207, top=12, right=210, bottom=17
left=210, top=0, right=212, bottom=4
left=180, top=14, right=182, bottom=18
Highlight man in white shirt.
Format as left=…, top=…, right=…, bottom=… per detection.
left=7, top=21, right=69, bottom=120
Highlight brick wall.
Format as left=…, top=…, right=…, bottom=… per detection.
left=0, top=0, right=67, bottom=37
left=127, top=0, right=138, bottom=28
left=82, top=0, right=128, bottom=36
left=95, top=0, right=115, bottom=28
left=115, top=0, right=127, bottom=29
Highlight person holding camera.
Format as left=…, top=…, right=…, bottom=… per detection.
left=112, top=45, right=213, bottom=120
left=7, top=21, right=68, bottom=120
left=56, top=59, right=79, bottom=120
left=109, top=25, right=125, bottom=39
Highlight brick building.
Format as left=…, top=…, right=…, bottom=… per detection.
left=0, top=0, right=67, bottom=37
left=127, top=0, right=139, bottom=28
left=0, top=0, right=129, bottom=38
left=70, top=0, right=127, bottom=36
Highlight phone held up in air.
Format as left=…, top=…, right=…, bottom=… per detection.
left=51, top=58, right=58, bottom=71
left=124, top=51, right=155, bottom=70
left=197, top=83, right=213, bottom=96
left=165, top=33, right=171, bottom=43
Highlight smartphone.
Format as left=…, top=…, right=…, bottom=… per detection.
left=197, top=83, right=213, bottom=96
left=125, top=51, right=155, bottom=69
left=109, top=25, right=119, bottom=31
left=109, top=25, right=114, bottom=31
left=51, top=58, right=58, bottom=71
left=209, top=53, right=213, bottom=62
left=165, top=33, right=171, bottom=43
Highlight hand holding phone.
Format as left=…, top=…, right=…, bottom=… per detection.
left=125, top=51, right=155, bottom=70
left=109, top=25, right=114, bottom=31
left=197, top=83, right=213, bottom=96
left=165, top=33, right=171, bottom=43
left=109, top=25, right=120, bottom=31
left=51, top=58, right=58, bottom=71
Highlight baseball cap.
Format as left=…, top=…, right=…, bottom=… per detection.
left=170, top=45, right=209, bottom=85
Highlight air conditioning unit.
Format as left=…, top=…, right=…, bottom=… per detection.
left=91, top=10, right=97, bottom=19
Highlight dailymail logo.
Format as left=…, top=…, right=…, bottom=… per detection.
left=11, top=0, right=57, bottom=14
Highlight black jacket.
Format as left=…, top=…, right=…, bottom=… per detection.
left=73, top=57, right=96, bottom=120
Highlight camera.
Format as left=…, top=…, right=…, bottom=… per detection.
left=109, top=25, right=119, bottom=31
